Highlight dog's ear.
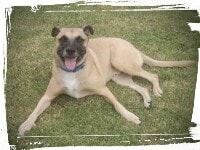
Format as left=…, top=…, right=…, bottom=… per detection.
left=51, top=27, right=60, bottom=37
left=83, top=25, right=94, bottom=36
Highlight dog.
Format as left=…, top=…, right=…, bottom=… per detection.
left=18, top=25, right=195, bottom=136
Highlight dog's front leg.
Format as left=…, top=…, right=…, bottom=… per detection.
left=96, top=87, right=141, bottom=124
left=18, top=77, right=62, bottom=136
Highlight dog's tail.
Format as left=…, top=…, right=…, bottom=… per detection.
left=142, top=53, right=196, bottom=67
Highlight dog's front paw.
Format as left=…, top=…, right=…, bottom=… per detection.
left=18, top=120, right=36, bottom=136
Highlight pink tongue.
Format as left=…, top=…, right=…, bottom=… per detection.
left=64, top=57, right=77, bottom=70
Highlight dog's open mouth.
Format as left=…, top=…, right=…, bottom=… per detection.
left=64, top=57, right=77, bottom=70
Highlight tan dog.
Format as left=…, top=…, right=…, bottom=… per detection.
left=18, top=25, right=195, bottom=136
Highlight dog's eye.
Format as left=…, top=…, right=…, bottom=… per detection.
left=75, top=36, right=84, bottom=42
left=59, top=36, right=69, bottom=43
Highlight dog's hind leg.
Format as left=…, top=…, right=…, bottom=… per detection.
left=131, top=69, right=163, bottom=97
left=112, top=73, right=151, bottom=108
left=18, top=77, right=63, bottom=136
left=125, top=68, right=163, bottom=96
left=110, top=45, right=163, bottom=96
left=95, top=87, right=141, bottom=124
left=111, top=61, right=162, bottom=96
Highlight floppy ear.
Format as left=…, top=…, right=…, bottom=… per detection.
left=83, top=25, right=94, bottom=36
left=51, top=27, right=60, bottom=37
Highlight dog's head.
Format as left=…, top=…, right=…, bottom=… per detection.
left=51, top=25, right=94, bottom=70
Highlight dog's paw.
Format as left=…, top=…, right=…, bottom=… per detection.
left=153, top=86, right=163, bottom=97
left=18, top=121, right=35, bottom=136
left=142, top=91, right=152, bottom=108
left=144, top=101, right=151, bottom=108
left=125, top=111, right=141, bottom=124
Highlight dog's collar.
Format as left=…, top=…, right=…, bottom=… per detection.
left=59, top=62, right=85, bottom=73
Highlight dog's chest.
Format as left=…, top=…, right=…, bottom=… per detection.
left=63, top=73, right=81, bottom=98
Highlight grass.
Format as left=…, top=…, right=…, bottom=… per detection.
left=6, top=4, right=200, bottom=149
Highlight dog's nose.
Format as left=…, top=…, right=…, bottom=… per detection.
left=67, top=49, right=75, bottom=55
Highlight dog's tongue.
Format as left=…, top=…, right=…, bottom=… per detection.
left=65, top=57, right=77, bottom=70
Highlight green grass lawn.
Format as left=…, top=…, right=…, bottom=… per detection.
left=6, top=4, right=200, bottom=149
